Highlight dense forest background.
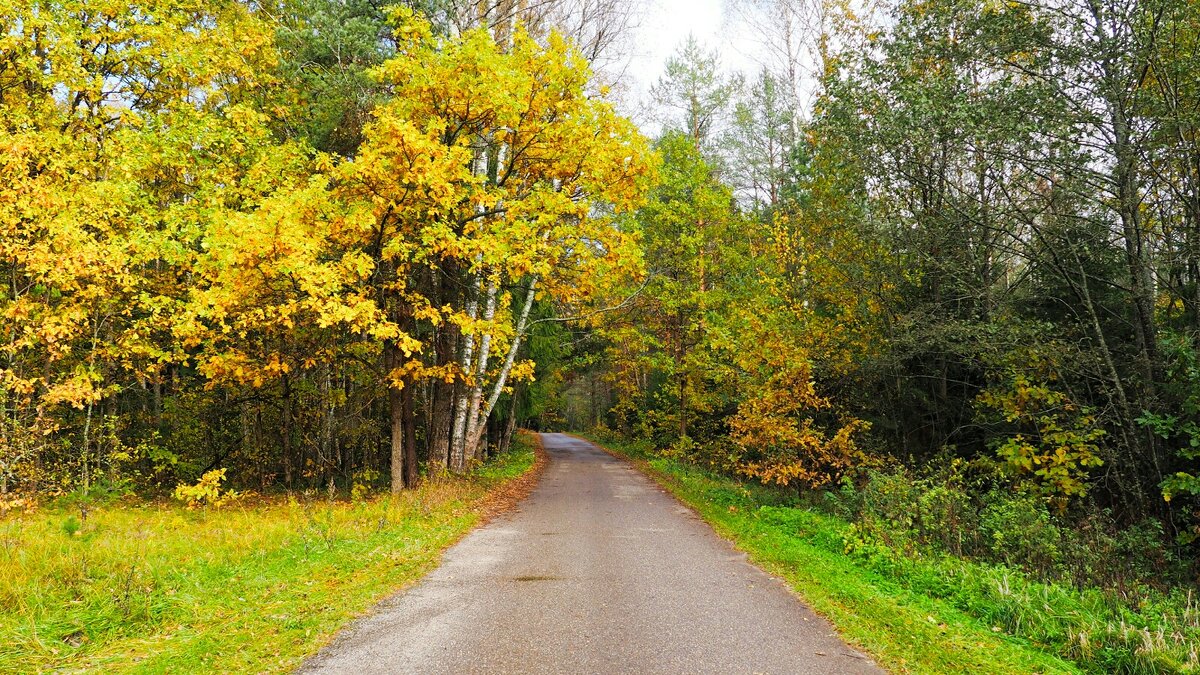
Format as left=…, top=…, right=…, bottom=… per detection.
left=1, top=0, right=654, bottom=496
left=3, top=0, right=1200, bottom=596
left=566, top=0, right=1200, bottom=586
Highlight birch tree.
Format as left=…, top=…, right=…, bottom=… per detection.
left=346, top=10, right=654, bottom=477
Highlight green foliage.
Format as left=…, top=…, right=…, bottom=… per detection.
left=60, top=516, right=82, bottom=538
left=651, top=37, right=741, bottom=154
left=978, top=490, right=1063, bottom=571
left=792, top=0, right=1200, bottom=529
left=979, top=374, right=1105, bottom=505
left=591, top=434, right=1200, bottom=674
left=273, top=0, right=392, bottom=155
left=723, top=69, right=797, bottom=209
left=597, top=130, right=748, bottom=446
left=1141, top=332, right=1200, bottom=542
left=828, top=462, right=1189, bottom=594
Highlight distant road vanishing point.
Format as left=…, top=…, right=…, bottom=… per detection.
left=300, top=432, right=883, bottom=675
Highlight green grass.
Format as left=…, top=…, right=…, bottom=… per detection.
left=0, top=436, right=537, bottom=673
left=582, top=433, right=1198, bottom=675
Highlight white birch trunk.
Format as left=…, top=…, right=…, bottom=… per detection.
left=464, top=277, right=538, bottom=456
left=450, top=269, right=483, bottom=471
left=451, top=141, right=493, bottom=471
left=464, top=277, right=498, bottom=459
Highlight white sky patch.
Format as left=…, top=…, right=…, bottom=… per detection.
left=615, top=0, right=764, bottom=133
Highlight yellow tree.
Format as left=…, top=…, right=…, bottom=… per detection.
left=722, top=137, right=890, bottom=489
left=339, top=10, right=655, bottom=477
left=0, top=0, right=274, bottom=493
left=191, top=10, right=654, bottom=490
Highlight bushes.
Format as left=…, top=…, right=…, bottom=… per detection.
left=173, top=469, right=241, bottom=509
left=823, top=466, right=1198, bottom=670
left=618, top=407, right=1195, bottom=596
left=827, top=465, right=1190, bottom=594
left=831, top=532, right=1200, bottom=673
left=979, top=490, right=1064, bottom=574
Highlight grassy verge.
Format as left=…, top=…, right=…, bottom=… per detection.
left=0, top=434, right=540, bottom=673
left=582, top=432, right=1143, bottom=675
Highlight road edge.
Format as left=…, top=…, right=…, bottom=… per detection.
left=296, top=434, right=548, bottom=673
left=568, top=432, right=893, bottom=672
left=477, top=430, right=550, bottom=526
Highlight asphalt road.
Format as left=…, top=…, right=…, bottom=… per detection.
left=300, top=433, right=884, bottom=674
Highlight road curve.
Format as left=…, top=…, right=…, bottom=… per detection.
left=300, top=433, right=883, bottom=674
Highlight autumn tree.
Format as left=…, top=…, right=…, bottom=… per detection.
left=350, top=11, right=652, bottom=478
left=0, top=0, right=277, bottom=494
left=187, top=10, right=654, bottom=490
left=1, top=0, right=654, bottom=498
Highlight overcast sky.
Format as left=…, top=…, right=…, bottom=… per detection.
left=615, top=0, right=762, bottom=130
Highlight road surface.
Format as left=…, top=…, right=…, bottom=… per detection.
left=300, top=433, right=883, bottom=674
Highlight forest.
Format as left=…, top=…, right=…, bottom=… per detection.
left=3, top=0, right=1200, bottom=671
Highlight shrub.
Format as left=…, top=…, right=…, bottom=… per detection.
left=979, top=489, right=1064, bottom=576
left=173, top=469, right=239, bottom=509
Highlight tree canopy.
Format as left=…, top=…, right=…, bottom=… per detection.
left=4, top=0, right=1200, bottom=562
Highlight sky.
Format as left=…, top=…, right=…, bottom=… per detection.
left=616, top=0, right=763, bottom=129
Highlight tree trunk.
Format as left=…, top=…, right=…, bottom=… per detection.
left=430, top=260, right=458, bottom=470
left=386, top=340, right=419, bottom=493
left=1106, top=79, right=1165, bottom=496
left=1185, top=155, right=1200, bottom=347
left=464, top=277, right=499, bottom=456
left=388, top=372, right=404, bottom=494
left=152, top=378, right=162, bottom=429
left=500, top=387, right=519, bottom=454
left=321, top=366, right=333, bottom=481
left=451, top=269, right=483, bottom=471
left=281, top=375, right=294, bottom=489
left=463, top=277, right=538, bottom=457
left=431, top=324, right=456, bottom=471
left=1114, top=113, right=1160, bottom=388
left=402, top=371, right=418, bottom=488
